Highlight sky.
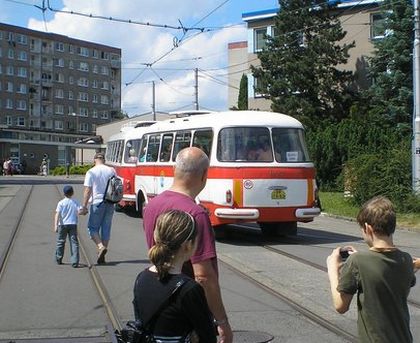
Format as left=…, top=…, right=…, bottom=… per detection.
left=0, top=0, right=279, bottom=117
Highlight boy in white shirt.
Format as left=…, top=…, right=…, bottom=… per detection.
left=54, top=185, right=82, bottom=268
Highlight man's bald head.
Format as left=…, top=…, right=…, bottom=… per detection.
left=175, top=147, right=209, bottom=176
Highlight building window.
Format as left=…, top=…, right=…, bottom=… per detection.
left=16, top=34, right=27, bottom=45
left=54, top=120, right=64, bottom=130
left=69, top=60, right=74, bottom=69
left=68, top=90, right=73, bottom=100
left=93, top=65, right=98, bottom=74
left=6, top=66, right=13, bottom=75
left=8, top=49, right=14, bottom=59
left=78, top=46, right=89, bottom=56
left=6, top=116, right=12, bottom=125
left=92, top=49, right=98, bottom=58
left=100, top=95, right=109, bottom=104
left=101, top=51, right=109, bottom=60
left=68, top=106, right=73, bottom=115
left=79, top=107, right=88, bottom=116
left=92, top=79, right=98, bottom=88
left=371, top=13, right=386, bottom=40
left=92, top=109, right=98, bottom=118
left=80, top=122, right=89, bottom=132
left=17, top=84, right=26, bottom=93
left=54, top=58, right=64, bottom=67
left=69, top=76, right=74, bottom=85
left=78, top=92, right=89, bottom=102
left=92, top=94, right=98, bottom=103
left=6, top=99, right=13, bottom=109
left=101, top=81, right=109, bottom=90
left=101, top=66, right=109, bottom=75
left=17, top=100, right=26, bottom=110
left=254, top=27, right=268, bottom=51
left=6, top=82, right=13, bottom=92
left=18, top=51, right=27, bottom=61
left=17, top=67, right=27, bottom=77
left=55, top=89, right=64, bottom=98
left=79, top=62, right=89, bottom=72
left=100, top=110, right=108, bottom=119
left=17, top=117, right=25, bottom=126
left=55, top=104, right=64, bottom=114
left=78, top=77, right=89, bottom=87
left=54, top=73, right=64, bottom=83
left=55, top=42, right=64, bottom=51
left=0, top=31, right=3, bottom=40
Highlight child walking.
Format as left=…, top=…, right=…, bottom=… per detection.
left=54, top=185, right=82, bottom=268
left=327, top=196, right=416, bottom=343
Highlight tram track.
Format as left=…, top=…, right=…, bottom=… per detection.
left=53, top=185, right=122, bottom=342
left=0, top=185, right=119, bottom=342
left=224, top=223, right=420, bottom=311
left=0, top=185, right=33, bottom=283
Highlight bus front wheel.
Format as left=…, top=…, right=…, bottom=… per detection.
left=259, top=221, right=297, bottom=237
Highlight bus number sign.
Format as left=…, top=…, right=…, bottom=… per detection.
left=271, top=189, right=286, bottom=200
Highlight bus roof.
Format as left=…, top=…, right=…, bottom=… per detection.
left=145, top=111, right=304, bottom=133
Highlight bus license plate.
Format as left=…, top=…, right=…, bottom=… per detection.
left=271, top=190, right=286, bottom=200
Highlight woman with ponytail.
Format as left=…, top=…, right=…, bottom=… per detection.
left=133, top=210, right=217, bottom=343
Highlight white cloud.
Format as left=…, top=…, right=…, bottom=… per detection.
left=27, top=0, right=247, bottom=116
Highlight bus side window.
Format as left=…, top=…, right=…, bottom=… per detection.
left=172, top=131, right=191, bottom=161
left=138, top=138, right=148, bottom=162
left=192, top=129, right=213, bottom=158
left=146, top=135, right=161, bottom=162
left=160, top=134, right=174, bottom=162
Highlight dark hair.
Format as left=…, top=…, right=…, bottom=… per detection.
left=148, top=210, right=197, bottom=280
left=356, top=196, right=396, bottom=236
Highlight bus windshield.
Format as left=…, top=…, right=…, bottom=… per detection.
left=217, top=127, right=310, bottom=163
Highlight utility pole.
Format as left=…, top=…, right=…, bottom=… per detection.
left=152, top=80, right=156, bottom=121
left=194, top=68, right=199, bottom=110
left=413, top=0, right=420, bottom=192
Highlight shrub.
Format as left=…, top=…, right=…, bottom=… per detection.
left=342, top=144, right=420, bottom=212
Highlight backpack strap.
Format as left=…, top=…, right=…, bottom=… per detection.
left=142, top=277, right=188, bottom=329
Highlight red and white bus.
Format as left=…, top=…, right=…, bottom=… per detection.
left=105, top=121, right=155, bottom=209
left=128, top=111, right=320, bottom=235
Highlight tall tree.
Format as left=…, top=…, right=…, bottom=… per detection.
left=252, top=0, right=355, bottom=124
left=237, top=74, right=248, bottom=110
left=367, top=0, right=413, bottom=128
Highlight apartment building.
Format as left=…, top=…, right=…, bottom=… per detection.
left=228, top=0, right=385, bottom=110
left=0, top=22, right=121, bottom=173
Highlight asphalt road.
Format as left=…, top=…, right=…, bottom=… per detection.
left=1, top=177, right=420, bottom=342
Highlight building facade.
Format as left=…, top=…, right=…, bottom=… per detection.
left=228, top=0, right=385, bottom=111
left=0, top=22, right=121, bottom=173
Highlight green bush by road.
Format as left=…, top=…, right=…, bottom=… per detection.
left=320, top=192, right=420, bottom=231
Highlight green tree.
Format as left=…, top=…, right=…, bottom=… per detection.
left=237, top=74, right=248, bottom=110
left=367, top=0, right=413, bottom=128
left=252, top=0, right=355, bottom=125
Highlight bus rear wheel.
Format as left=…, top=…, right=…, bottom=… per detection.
left=259, top=221, right=297, bottom=237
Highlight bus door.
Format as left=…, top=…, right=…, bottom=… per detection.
left=156, top=133, right=174, bottom=193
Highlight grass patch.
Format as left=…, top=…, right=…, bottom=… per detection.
left=320, top=192, right=420, bottom=231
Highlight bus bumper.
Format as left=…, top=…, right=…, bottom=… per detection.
left=295, top=207, right=321, bottom=219
left=122, top=194, right=136, bottom=202
left=214, top=208, right=260, bottom=220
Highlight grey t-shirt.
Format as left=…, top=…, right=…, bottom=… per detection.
left=338, top=249, right=416, bottom=343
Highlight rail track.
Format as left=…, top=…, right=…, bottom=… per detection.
left=0, top=185, right=119, bottom=342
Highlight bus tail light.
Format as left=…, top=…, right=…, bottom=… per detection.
left=125, top=180, right=131, bottom=192
left=226, top=190, right=232, bottom=204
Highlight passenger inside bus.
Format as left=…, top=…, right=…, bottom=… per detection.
left=246, top=141, right=258, bottom=161
left=128, top=148, right=138, bottom=162
left=256, top=140, right=273, bottom=161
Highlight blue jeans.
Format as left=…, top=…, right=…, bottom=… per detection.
left=55, top=224, right=79, bottom=264
left=87, top=202, right=115, bottom=241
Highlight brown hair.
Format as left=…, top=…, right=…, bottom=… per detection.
left=356, top=196, right=396, bottom=236
left=148, top=210, right=197, bottom=280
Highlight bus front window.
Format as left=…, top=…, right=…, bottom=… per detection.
left=217, top=127, right=272, bottom=162
left=272, top=128, right=310, bottom=163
